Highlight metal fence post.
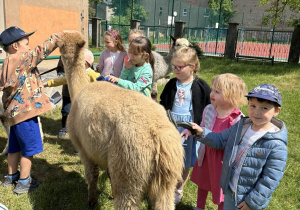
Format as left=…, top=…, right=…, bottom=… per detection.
left=288, top=25, right=300, bottom=63
left=174, top=21, right=186, bottom=38
left=92, top=17, right=101, bottom=48
left=224, top=23, right=239, bottom=59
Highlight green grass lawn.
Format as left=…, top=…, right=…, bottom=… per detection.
left=0, top=57, right=299, bottom=209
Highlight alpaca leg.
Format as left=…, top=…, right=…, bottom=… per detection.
left=37, top=116, right=44, bottom=141
left=151, top=82, right=158, bottom=102
left=110, top=173, right=143, bottom=210
left=148, top=184, right=176, bottom=210
left=79, top=151, right=99, bottom=206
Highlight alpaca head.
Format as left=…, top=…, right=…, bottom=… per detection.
left=174, top=38, right=189, bottom=50
left=56, top=32, right=86, bottom=63
left=168, top=35, right=190, bottom=55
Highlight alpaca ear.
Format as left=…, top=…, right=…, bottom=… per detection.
left=56, top=39, right=64, bottom=48
left=170, top=35, right=176, bottom=43
left=77, top=39, right=86, bottom=48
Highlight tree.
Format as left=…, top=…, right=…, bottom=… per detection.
left=110, top=0, right=139, bottom=17
left=110, top=4, right=148, bottom=40
left=259, top=0, right=300, bottom=26
left=208, top=0, right=237, bottom=26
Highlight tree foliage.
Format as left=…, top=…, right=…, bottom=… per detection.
left=208, top=0, right=237, bottom=26
left=110, top=4, right=148, bottom=41
left=110, top=0, right=140, bottom=16
left=259, top=0, right=300, bottom=26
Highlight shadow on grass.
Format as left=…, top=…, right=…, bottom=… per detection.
left=40, top=115, right=62, bottom=137
left=175, top=202, right=194, bottom=210
left=27, top=157, right=114, bottom=210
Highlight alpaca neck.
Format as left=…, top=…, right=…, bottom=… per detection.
left=63, top=58, right=89, bottom=101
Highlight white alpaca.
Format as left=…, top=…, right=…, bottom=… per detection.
left=57, top=32, right=184, bottom=209
left=151, top=36, right=189, bottom=101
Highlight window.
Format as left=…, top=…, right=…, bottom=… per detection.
left=159, top=7, right=162, bottom=15
left=183, top=8, right=187, bottom=16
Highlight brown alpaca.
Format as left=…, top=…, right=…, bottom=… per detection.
left=56, top=32, right=184, bottom=209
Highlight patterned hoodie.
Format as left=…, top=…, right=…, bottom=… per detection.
left=0, top=32, right=64, bottom=126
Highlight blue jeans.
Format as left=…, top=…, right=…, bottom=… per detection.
left=61, top=96, right=71, bottom=128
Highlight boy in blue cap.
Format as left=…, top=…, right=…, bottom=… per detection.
left=0, top=26, right=66, bottom=194
left=182, top=84, right=287, bottom=210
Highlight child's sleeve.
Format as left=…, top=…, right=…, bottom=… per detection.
left=119, top=67, right=130, bottom=80
left=243, top=141, right=288, bottom=209
left=47, top=77, right=67, bottom=87
left=87, top=70, right=101, bottom=82
left=196, top=123, right=235, bottom=150
left=27, top=31, right=64, bottom=72
left=118, top=67, right=152, bottom=92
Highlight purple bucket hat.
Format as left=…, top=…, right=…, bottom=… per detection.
left=245, top=84, right=282, bottom=107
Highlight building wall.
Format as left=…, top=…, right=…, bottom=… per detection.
left=0, top=0, right=88, bottom=59
left=140, top=0, right=296, bottom=31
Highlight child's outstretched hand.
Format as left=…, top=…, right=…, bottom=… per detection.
left=237, top=201, right=251, bottom=210
left=180, top=122, right=204, bottom=140
left=106, top=75, right=119, bottom=84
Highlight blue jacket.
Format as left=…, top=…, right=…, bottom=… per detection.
left=197, top=117, right=288, bottom=210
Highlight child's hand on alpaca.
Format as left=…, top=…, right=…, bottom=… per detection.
left=43, top=82, right=48, bottom=87
left=106, top=75, right=119, bottom=84
left=237, top=201, right=251, bottom=210
left=125, top=59, right=134, bottom=70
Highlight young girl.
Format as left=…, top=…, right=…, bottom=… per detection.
left=123, top=29, right=145, bottom=68
left=96, top=29, right=127, bottom=77
left=188, top=73, right=247, bottom=210
left=106, top=37, right=154, bottom=97
left=159, top=47, right=211, bottom=204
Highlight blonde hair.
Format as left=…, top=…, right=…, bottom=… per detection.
left=211, top=73, right=247, bottom=108
left=104, top=29, right=125, bottom=52
left=129, top=29, right=145, bottom=37
left=171, top=47, right=200, bottom=75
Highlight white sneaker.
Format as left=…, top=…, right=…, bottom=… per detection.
left=174, top=189, right=183, bottom=204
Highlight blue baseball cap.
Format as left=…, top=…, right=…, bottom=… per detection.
left=0, top=26, right=36, bottom=47
left=245, top=84, right=282, bottom=107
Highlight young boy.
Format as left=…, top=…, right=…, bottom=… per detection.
left=0, top=26, right=66, bottom=194
left=183, top=84, right=287, bottom=210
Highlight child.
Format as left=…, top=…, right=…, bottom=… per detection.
left=123, top=29, right=145, bottom=69
left=95, top=29, right=127, bottom=77
left=43, top=49, right=99, bottom=138
left=159, top=47, right=211, bottom=204
left=183, top=84, right=287, bottom=210
left=189, top=73, right=247, bottom=210
left=106, top=37, right=154, bottom=97
left=0, top=26, right=68, bottom=194
left=44, top=49, right=100, bottom=87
